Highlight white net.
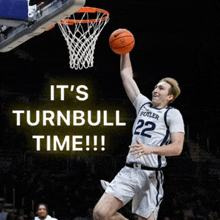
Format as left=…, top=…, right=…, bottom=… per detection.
left=58, top=7, right=110, bottom=70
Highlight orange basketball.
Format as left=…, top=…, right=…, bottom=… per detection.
left=109, top=29, right=135, bottom=55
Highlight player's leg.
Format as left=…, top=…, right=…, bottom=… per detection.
left=138, top=213, right=155, bottom=220
left=95, top=166, right=135, bottom=220
left=93, top=193, right=128, bottom=220
left=111, top=212, right=128, bottom=220
left=132, top=170, right=163, bottom=220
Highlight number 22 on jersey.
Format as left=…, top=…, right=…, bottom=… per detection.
left=134, top=119, right=156, bottom=138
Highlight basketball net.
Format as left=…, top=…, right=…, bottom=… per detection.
left=58, top=7, right=110, bottom=70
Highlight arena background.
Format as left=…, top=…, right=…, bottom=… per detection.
left=0, top=0, right=220, bottom=219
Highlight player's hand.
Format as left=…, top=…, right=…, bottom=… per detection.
left=129, top=140, right=152, bottom=158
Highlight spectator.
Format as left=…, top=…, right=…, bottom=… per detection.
left=35, top=204, right=57, bottom=220
left=0, top=202, right=8, bottom=220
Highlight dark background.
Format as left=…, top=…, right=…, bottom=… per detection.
left=0, top=0, right=220, bottom=219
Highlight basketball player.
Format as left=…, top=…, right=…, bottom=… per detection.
left=35, top=204, right=57, bottom=220
left=93, top=53, right=185, bottom=220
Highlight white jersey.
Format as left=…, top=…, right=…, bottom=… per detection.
left=35, top=215, right=58, bottom=220
left=126, top=94, right=185, bottom=168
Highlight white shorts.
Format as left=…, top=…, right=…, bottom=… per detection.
left=105, top=165, right=164, bottom=219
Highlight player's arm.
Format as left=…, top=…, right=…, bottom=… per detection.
left=129, top=132, right=184, bottom=157
left=120, top=53, right=140, bottom=104
left=151, top=132, right=184, bottom=156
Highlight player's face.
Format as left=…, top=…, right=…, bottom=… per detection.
left=37, top=205, right=48, bottom=219
left=152, top=82, right=174, bottom=108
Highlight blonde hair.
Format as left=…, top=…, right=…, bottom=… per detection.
left=159, top=77, right=181, bottom=104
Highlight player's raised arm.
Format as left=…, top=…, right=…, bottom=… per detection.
left=120, top=53, right=140, bottom=104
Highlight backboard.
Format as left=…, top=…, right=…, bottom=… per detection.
left=0, top=0, right=85, bottom=52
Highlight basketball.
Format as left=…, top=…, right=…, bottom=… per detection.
left=109, top=29, right=135, bottom=55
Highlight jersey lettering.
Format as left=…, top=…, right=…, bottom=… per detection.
left=140, top=111, right=159, bottom=120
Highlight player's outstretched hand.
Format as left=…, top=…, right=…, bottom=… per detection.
left=129, top=140, right=152, bottom=158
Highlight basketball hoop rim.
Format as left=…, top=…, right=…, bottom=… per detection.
left=59, top=7, right=110, bottom=24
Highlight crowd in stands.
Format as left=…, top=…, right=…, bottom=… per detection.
left=0, top=149, right=219, bottom=220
